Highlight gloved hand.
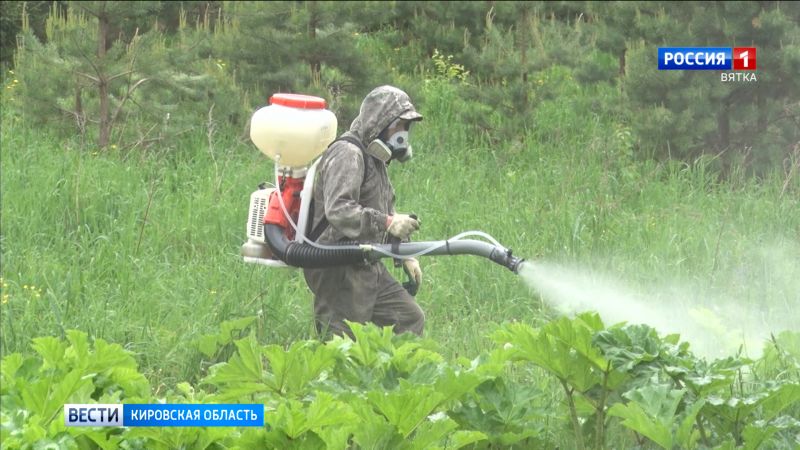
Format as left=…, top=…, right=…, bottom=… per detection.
left=386, top=214, right=419, bottom=240
left=403, top=258, right=422, bottom=287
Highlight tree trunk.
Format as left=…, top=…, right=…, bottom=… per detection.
left=97, top=2, right=108, bottom=58
left=308, top=1, right=321, bottom=88
left=74, top=82, right=85, bottom=136
left=98, top=77, right=109, bottom=148
left=520, top=6, right=529, bottom=109
left=521, top=6, right=528, bottom=84
left=97, top=3, right=110, bottom=148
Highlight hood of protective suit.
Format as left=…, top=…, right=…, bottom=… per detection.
left=349, top=86, right=422, bottom=144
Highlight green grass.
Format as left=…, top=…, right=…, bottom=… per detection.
left=0, top=117, right=319, bottom=385
left=2, top=79, right=799, bottom=393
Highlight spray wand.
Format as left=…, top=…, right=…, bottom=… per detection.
left=263, top=166, right=524, bottom=274
left=242, top=92, right=526, bottom=275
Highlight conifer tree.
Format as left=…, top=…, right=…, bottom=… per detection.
left=13, top=1, right=243, bottom=149
left=0, top=1, right=55, bottom=67
left=213, top=1, right=375, bottom=119
left=621, top=2, right=799, bottom=172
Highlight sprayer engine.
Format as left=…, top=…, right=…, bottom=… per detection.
left=241, top=93, right=525, bottom=275
left=264, top=174, right=305, bottom=242
left=241, top=170, right=315, bottom=267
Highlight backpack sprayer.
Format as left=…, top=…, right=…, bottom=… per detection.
left=241, top=93, right=524, bottom=277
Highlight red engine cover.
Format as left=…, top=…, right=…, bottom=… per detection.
left=263, top=176, right=305, bottom=241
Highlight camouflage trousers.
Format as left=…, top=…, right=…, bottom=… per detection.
left=303, top=262, right=424, bottom=339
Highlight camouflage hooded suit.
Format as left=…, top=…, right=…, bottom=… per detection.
left=303, top=86, right=425, bottom=338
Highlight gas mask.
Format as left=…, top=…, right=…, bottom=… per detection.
left=386, top=130, right=412, bottom=162
left=366, top=120, right=413, bottom=163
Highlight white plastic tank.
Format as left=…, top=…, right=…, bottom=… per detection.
left=250, top=93, right=338, bottom=168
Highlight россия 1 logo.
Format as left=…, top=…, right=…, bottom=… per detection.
left=658, top=47, right=757, bottom=82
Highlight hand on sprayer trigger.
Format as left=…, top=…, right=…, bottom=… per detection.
left=387, top=214, right=420, bottom=240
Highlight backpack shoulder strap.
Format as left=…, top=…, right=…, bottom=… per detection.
left=307, top=135, right=369, bottom=242
left=334, top=135, right=368, bottom=180
left=336, top=134, right=365, bottom=150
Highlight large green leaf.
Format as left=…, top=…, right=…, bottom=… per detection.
left=492, top=318, right=603, bottom=392
left=303, top=392, right=357, bottom=435
left=265, top=392, right=357, bottom=442
left=103, top=366, right=149, bottom=398
left=72, top=429, right=125, bottom=450
left=390, top=340, right=444, bottom=376
left=315, top=425, right=355, bottom=450
left=433, top=367, right=487, bottom=405
left=624, top=384, right=685, bottom=423
left=234, top=334, right=264, bottom=381
left=704, top=382, right=800, bottom=439
left=349, top=399, right=405, bottom=449
left=683, top=356, right=748, bottom=398
left=608, top=384, right=686, bottom=449
left=344, top=321, right=395, bottom=368
left=195, top=316, right=258, bottom=359
left=445, top=430, right=489, bottom=449
left=0, top=353, right=25, bottom=396
left=759, top=383, right=800, bottom=422
left=65, top=330, right=90, bottom=369
left=196, top=334, right=220, bottom=359
left=408, top=415, right=459, bottom=450
left=203, top=335, right=269, bottom=399
left=608, top=401, right=672, bottom=449
left=743, top=415, right=800, bottom=450
left=31, top=337, right=67, bottom=371
left=88, top=338, right=140, bottom=373
left=219, top=316, right=258, bottom=340
left=368, top=383, right=446, bottom=438
left=593, top=324, right=661, bottom=373
left=449, top=378, right=544, bottom=446
left=262, top=341, right=337, bottom=396
left=676, top=399, right=705, bottom=450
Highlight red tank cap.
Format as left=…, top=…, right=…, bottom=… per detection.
left=269, top=93, right=327, bottom=109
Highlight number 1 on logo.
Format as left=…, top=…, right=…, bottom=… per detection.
left=733, top=47, right=756, bottom=71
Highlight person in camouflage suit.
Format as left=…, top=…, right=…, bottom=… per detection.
left=303, top=86, right=425, bottom=338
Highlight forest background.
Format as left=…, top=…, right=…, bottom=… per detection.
left=1, top=1, right=799, bottom=449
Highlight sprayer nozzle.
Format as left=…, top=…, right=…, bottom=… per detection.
left=500, top=248, right=525, bottom=274
left=508, top=257, right=525, bottom=274
left=486, top=247, right=525, bottom=274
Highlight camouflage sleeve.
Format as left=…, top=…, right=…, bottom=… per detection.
left=321, top=143, right=389, bottom=240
